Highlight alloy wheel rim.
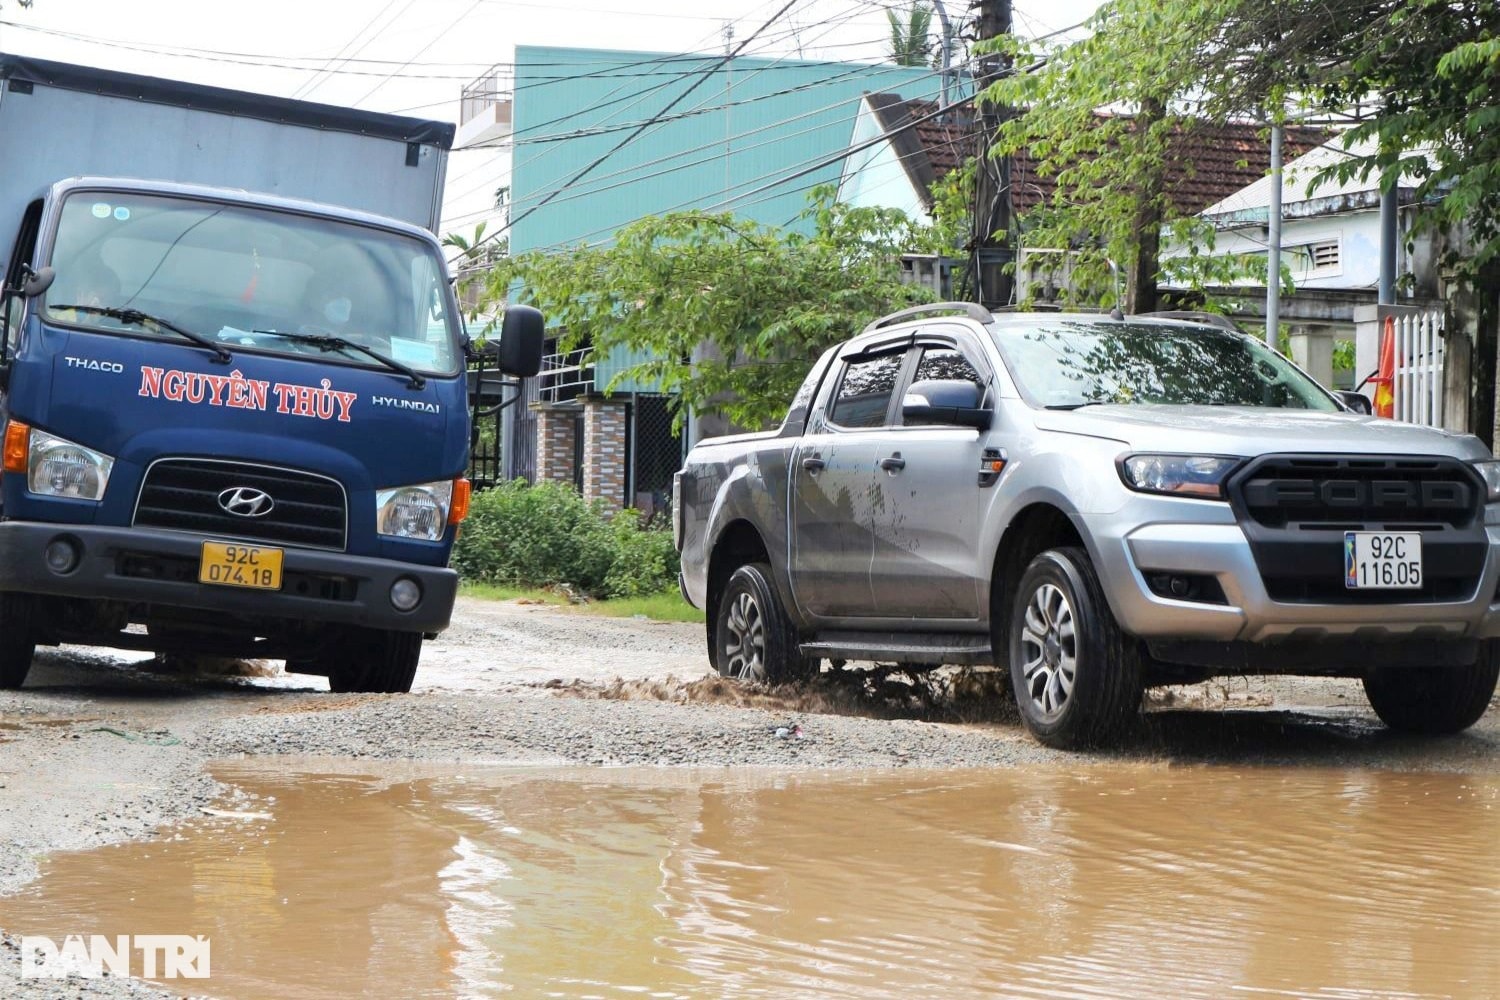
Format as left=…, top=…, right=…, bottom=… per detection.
left=1019, top=582, right=1077, bottom=721
left=723, top=590, right=767, bottom=682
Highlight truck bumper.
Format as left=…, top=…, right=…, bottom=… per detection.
left=0, top=521, right=457, bottom=633
left=1093, top=520, right=1500, bottom=644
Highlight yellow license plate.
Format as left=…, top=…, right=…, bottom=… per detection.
left=199, top=541, right=283, bottom=591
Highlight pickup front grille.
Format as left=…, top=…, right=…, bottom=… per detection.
left=1228, top=454, right=1486, bottom=604
left=1230, top=455, right=1480, bottom=529
left=133, top=459, right=347, bottom=550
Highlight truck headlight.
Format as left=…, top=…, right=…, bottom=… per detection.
left=1473, top=460, right=1500, bottom=503
left=1119, top=454, right=1240, bottom=500
left=376, top=479, right=455, bottom=541
left=26, top=428, right=114, bottom=501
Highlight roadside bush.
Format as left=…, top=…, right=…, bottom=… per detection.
left=603, top=509, right=680, bottom=598
left=454, top=480, right=678, bottom=599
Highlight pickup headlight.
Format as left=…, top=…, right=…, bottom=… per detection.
left=376, top=479, right=456, bottom=541
left=1473, top=460, right=1500, bottom=503
left=26, top=428, right=114, bottom=501
left=1119, top=454, right=1240, bottom=500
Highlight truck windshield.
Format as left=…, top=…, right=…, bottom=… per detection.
left=42, top=191, right=460, bottom=376
left=993, top=320, right=1339, bottom=411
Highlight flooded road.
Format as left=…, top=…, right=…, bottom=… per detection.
left=3, top=761, right=1498, bottom=999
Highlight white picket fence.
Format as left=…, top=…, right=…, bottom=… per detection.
left=1390, top=309, right=1445, bottom=428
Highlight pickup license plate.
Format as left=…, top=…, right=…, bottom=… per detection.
left=199, top=541, right=283, bottom=591
left=1344, top=532, right=1422, bottom=590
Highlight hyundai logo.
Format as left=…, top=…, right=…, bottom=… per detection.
left=217, top=486, right=275, bottom=518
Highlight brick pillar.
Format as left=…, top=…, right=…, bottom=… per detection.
left=582, top=397, right=628, bottom=514
left=532, top=405, right=576, bottom=485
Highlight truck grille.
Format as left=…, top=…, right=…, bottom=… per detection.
left=134, top=459, right=347, bottom=550
left=1231, top=456, right=1480, bottom=529
left=1228, top=454, right=1486, bottom=605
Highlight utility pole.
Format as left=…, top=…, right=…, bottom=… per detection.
left=1265, top=122, right=1283, bottom=345
left=932, top=0, right=953, bottom=114
left=969, top=0, right=1013, bottom=310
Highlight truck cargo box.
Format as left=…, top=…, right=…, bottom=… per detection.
left=0, top=54, right=454, bottom=278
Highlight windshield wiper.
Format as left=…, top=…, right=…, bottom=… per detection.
left=251, top=330, right=425, bottom=389
left=1044, top=400, right=1110, bottom=411
left=53, top=304, right=231, bottom=364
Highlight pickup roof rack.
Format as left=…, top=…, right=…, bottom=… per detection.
left=863, top=301, right=994, bottom=333
left=1136, top=310, right=1241, bottom=331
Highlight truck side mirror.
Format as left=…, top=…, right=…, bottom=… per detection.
left=901, top=379, right=992, bottom=430
left=493, top=304, right=544, bottom=378
left=21, top=265, right=54, bottom=298
left=1334, top=390, right=1372, bottom=415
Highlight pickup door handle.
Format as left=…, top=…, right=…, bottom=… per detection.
left=801, top=455, right=826, bottom=472
left=880, top=454, right=906, bottom=472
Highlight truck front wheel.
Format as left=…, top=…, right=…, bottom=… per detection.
left=1362, top=646, right=1499, bottom=734
left=0, top=592, right=36, bottom=689
left=327, top=628, right=423, bottom=694
left=1007, top=547, right=1142, bottom=749
left=714, top=562, right=812, bottom=685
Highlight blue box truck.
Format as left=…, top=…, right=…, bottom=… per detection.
left=0, top=55, right=541, bottom=692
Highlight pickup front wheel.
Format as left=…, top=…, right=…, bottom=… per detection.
left=714, top=562, right=812, bottom=685
left=1362, top=644, right=1500, bottom=734
left=1008, top=547, right=1142, bottom=749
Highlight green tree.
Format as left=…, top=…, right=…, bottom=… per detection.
left=977, top=0, right=1260, bottom=312
left=887, top=2, right=933, bottom=67
left=977, top=0, right=1500, bottom=310
left=475, top=186, right=931, bottom=429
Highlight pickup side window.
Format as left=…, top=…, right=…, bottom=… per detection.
left=829, top=352, right=904, bottom=428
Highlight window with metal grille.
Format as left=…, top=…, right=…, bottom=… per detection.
left=629, top=394, right=682, bottom=523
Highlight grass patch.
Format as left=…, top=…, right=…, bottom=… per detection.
left=587, top=591, right=704, bottom=623
left=460, top=583, right=702, bottom=623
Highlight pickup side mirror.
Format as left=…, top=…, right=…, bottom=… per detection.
left=1334, top=390, right=1373, bottom=415
left=901, top=378, right=992, bottom=430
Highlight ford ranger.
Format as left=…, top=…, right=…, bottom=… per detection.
left=674, top=303, right=1500, bottom=748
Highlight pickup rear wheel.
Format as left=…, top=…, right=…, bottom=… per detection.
left=327, top=628, right=422, bottom=694
left=1007, top=547, right=1142, bottom=749
left=1362, top=644, right=1499, bottom=734
left=714, top=562, right=812, bottom=685
left=0, top=592, right=36, bottom=689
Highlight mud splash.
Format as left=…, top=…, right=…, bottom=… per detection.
left=4, top=762, right=1498, bottom=999
left=554, top=664, right=1019, bottom=724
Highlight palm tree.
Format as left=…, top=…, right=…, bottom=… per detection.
left=887, top=2, right=933, bottom=67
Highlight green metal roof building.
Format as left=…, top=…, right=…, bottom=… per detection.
left=510, top=45, right=945, bottom=254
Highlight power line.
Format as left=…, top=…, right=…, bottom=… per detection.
left=349, top=0, right=485, bottom=107
left=291, top=0, right=412, bottom=99
left=464, top=0, right=807, bottom=256
left=442, top=60, right=955, bottom=225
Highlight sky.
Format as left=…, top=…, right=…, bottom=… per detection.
left=0, top=0, right=1103, bottom=237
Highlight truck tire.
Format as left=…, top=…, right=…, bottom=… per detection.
left=0, top=592, right=36, bottom=689
left=1362, top=645, right=1499, bottom=734
left=714, top=562, right=813, bottom=685
left=327, top=629, right=422, bottom=694
left=1007, top=547, right=1142, bottom=749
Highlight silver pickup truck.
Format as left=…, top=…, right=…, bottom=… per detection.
left=673, top=303, right=1500, bottom=748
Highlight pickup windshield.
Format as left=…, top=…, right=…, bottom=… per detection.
left=993, top=319, right=1338, bottom=411
left=42, top=190, right=460, bottom=376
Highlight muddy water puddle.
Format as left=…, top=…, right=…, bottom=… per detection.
left=4, top=762, right=1499, bottom=999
